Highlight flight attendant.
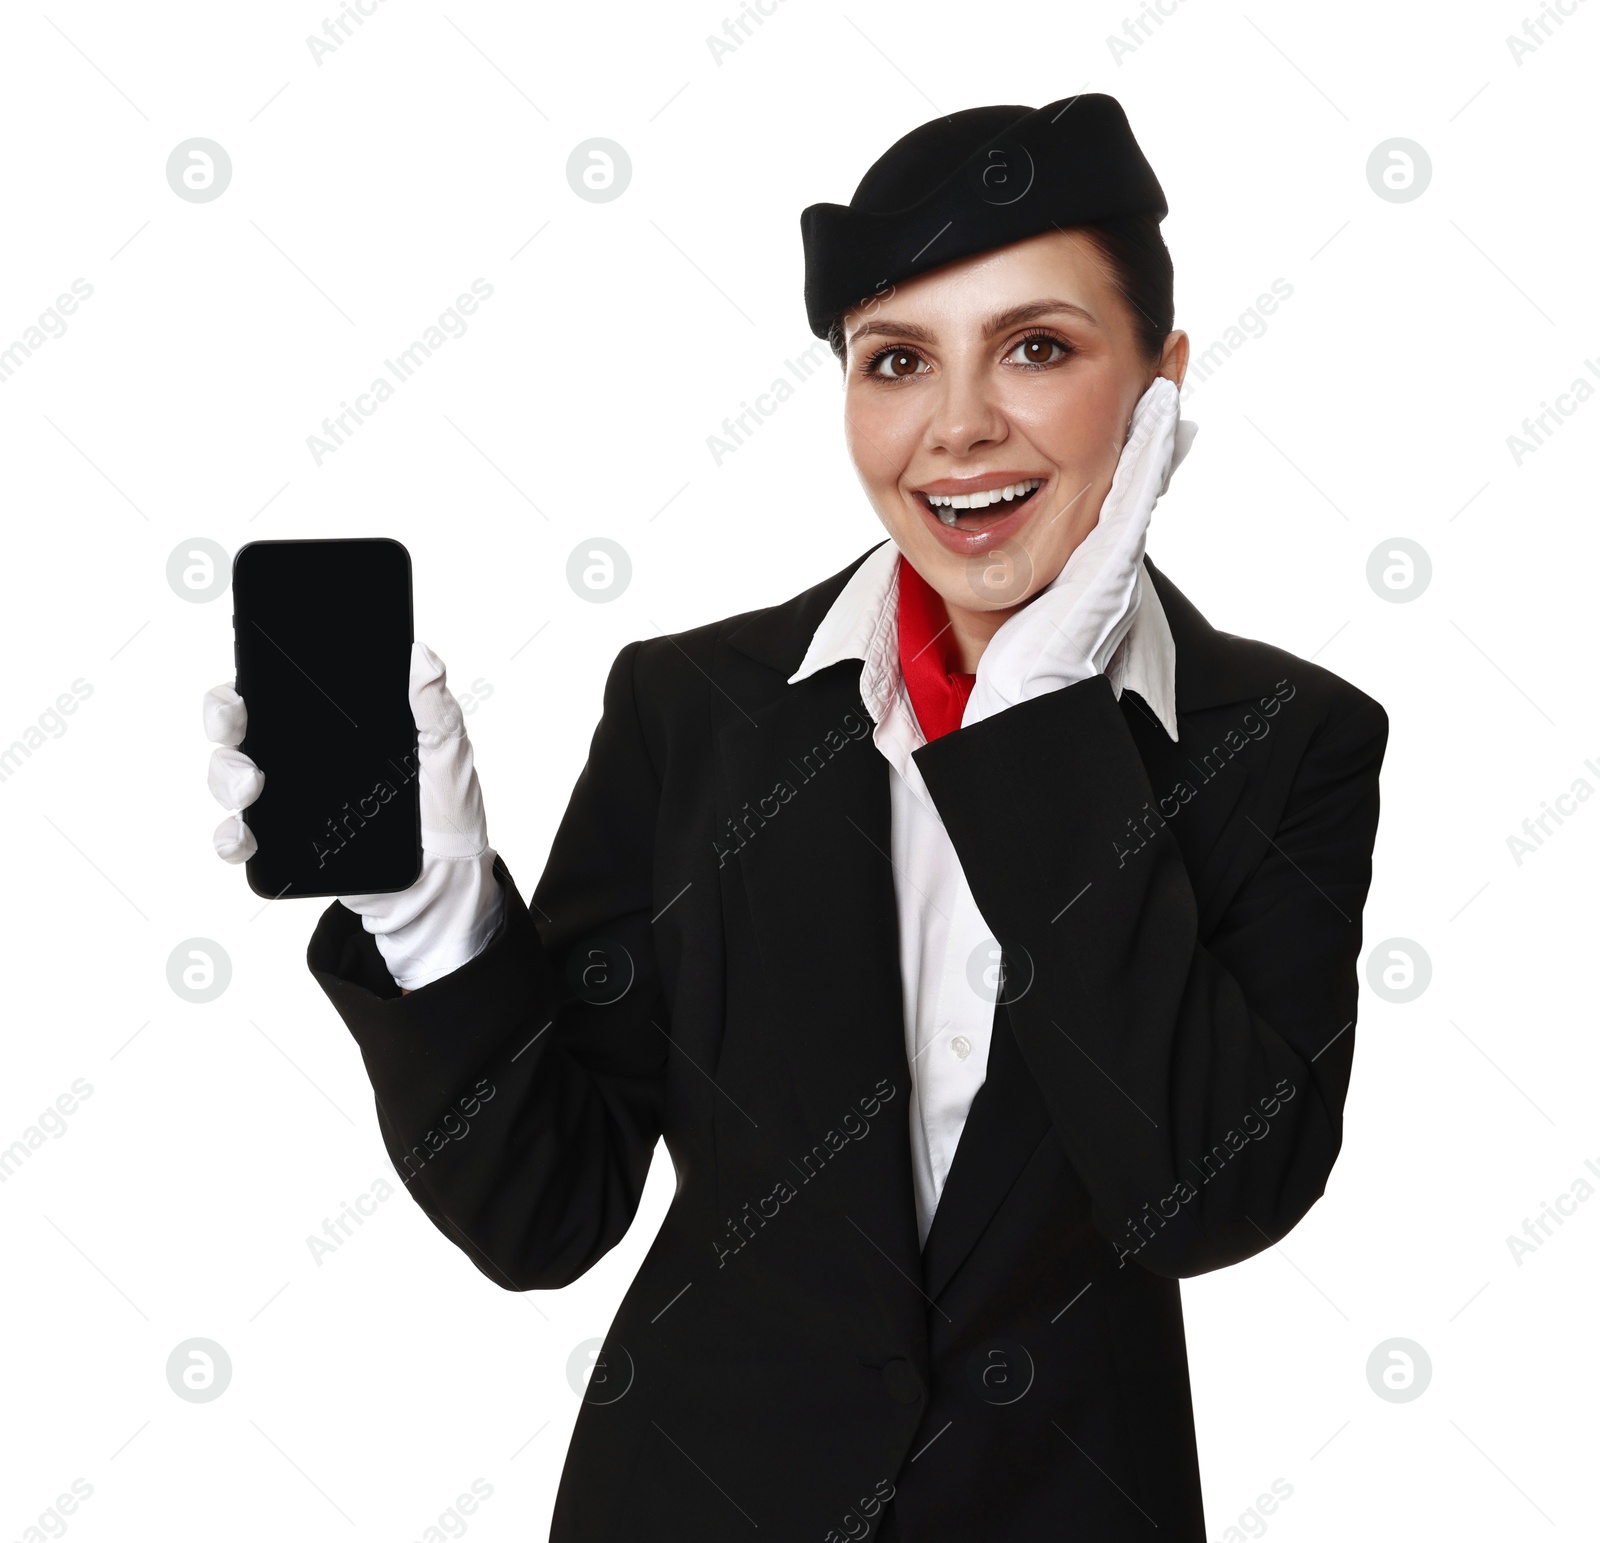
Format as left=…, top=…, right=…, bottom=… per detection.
left=204, top=93, right=1388, bottom=1542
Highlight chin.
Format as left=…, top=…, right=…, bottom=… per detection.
left=909, top=533, right=1047, bottom=616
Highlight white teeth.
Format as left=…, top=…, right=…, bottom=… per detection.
left=936, top=507, right=958, bottom=526
left=924, top=477, right=1042, bottom=514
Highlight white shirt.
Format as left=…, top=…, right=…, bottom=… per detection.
left=789, top=540, right=1180, bottom=1248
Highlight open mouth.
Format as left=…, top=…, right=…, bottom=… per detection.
left=917, top=477, right=1045, bottom=528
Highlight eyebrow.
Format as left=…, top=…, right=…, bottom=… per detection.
left=847, top=298, right=1100, bottom=349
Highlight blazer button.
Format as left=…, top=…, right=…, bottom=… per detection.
left=882, top=1359, right=923, bottom=1405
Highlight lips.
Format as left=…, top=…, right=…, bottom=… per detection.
left=909, top=474, right=1052, bottom=557
left=918, top=477, right=1045, bottom=527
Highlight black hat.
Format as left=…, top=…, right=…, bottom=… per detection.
left=800, top=93, right=1166, bottom=340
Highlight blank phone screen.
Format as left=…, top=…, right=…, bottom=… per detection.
left=232, top=538, right=421, bottom=900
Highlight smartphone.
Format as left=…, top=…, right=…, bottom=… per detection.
left=232, top=538, right=422, bottom=900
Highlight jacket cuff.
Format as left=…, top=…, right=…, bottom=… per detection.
left=305, top=857, right=552, bottom=1116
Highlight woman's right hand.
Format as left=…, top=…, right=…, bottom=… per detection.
left=203, top=641, right=504, bottom=990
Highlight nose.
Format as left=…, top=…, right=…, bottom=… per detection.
left=923, top=356, right=1007, bottom=458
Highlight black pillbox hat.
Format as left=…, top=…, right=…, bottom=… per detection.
left=800, top=93, right=1167, bottom=340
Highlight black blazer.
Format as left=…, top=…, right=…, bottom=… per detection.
left=308, top=546, right=1388, bottom=1543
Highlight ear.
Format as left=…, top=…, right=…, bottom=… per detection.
left=1159, top=329, right=1189, bottom=391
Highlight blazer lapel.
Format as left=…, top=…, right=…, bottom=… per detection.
left=715, top=655, right=930, bottom=1354
left=1145, top=555, right=1275, bottom=715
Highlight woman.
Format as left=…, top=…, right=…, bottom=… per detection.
left=204, top=94, right=1388, bottom=1542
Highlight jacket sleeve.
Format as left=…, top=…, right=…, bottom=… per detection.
left=306, top=639, right=670, bottom=1291
left=912, top=671, right=1388, bottom=1278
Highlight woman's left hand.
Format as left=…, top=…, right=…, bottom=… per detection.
left=963, top=375, right=1192, bottom=726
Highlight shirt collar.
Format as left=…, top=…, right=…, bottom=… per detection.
left=789, top=540, right=1180, bottom=743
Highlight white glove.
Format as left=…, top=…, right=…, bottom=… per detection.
left=962, top=376, right=1194, bottom=727
left=204, top=642, right=504, bottom=990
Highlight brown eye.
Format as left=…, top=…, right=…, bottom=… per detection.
left=1009, top=335, right=1068, bottom=366
left=870, top=348, right=927, bottom=379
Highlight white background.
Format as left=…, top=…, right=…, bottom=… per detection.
left=1, top=2, right=1595, bottom=1539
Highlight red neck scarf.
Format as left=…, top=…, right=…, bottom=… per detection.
left=896, top=555, right=975, bottom=742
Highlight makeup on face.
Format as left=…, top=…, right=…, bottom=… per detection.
left=840, top=230, right=1169, bottom=638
